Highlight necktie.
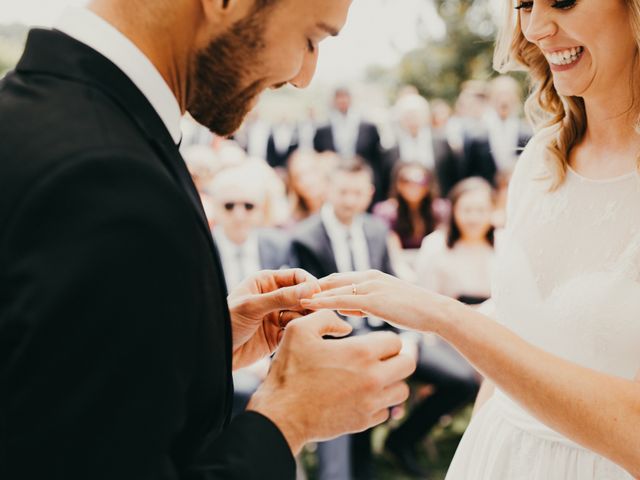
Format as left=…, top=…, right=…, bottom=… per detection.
left=345, top=231, right=365, bottom=330
left=235, top=245, right=247, bottom=285
left=346, top=231, right=357, bottom=272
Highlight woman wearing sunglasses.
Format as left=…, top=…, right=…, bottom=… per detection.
left=302, top=0, right=640, bottom=478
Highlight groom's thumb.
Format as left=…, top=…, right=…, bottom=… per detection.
left=288, top=311, right=352, bottom=339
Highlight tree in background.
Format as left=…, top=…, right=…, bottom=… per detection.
left=0, top=24, right=28, bottom=76
left=369, top=0, right=500, bottom=104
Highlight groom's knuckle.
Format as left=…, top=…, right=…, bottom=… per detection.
left=363, top=372, right=383, bottom=394
left=348, top=341, right=370, bottom=359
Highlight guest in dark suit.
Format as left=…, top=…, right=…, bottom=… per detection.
left=0, top=3, right=416, bottom=480
left=292, top=158, right=395, bottom=480
left=389, top=93, right=462, bottom=197
left=266, top=119, right=299, bottom=170
left=314, top=87, right=389, bottom=205
left=463, top=75, right=532, bottom=186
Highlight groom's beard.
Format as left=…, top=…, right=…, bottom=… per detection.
left=187, top=10, right=269, bottom=137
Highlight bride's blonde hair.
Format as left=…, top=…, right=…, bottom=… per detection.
left=493, top=0, right=640, bottom=189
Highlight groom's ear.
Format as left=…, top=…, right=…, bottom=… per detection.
left=199, top=0, right=254, bottom=31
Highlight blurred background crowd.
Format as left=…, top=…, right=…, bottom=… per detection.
left=1, top=0, right=533, bottom=479
left=177, top=73, right=531, bottom=480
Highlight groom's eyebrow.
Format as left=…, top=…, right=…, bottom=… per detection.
left=317, top=22, right=340, bottom=37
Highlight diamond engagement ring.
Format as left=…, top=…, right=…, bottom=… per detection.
left=351, top=283, right=358, bottom=295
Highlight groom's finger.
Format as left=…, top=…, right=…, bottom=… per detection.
left=269, top=268, right=319, bottom=290
left=345, top=331, right=403, bottom=361
left=377, top=381, right=412, bottom=411
left=374, top=354, right=416, bottom=387
left=286, top=310, right=353, bottom=338
left=259, top=283, right=318, bottom=312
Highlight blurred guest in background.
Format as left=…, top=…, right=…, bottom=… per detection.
left=314, top=87, right=388, bottom=205
left=389, top=94, right=460, bottom=197
left=210, top=165, right=293, bottom=414
left=373, top=162, right=440, bottom=250
left=298, top=106, right=319, bottom=152
left=292, top=158, right=394, bottom=480
left=464, top=75, right=532, bottom=186
left=233, top=108, right=271, bottom=161
left=266, top=114, right=299, bottom=170
left=286, top=150, right=337, bottom=224
left=429, top=98, right=453, bottom=137
left=416, top=177, right=496, bottom=305
left=211, top=165, right=292, bottom=292
left=447, top=81, right=489, bottom=156
left=182, top=145, right=220, bottom=227
left=180, top=114, right=215, bottom=148
left=373, top=162, right=446, bottom=283
left=383, top=178, right=494, bottom=478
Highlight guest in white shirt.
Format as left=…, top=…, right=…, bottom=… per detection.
left=464, top=76, right=532, bottom=186
left=314, top=88, right=388, bottom=205
left=291, top=157, right=395, bottom=480
left=389, top=93, right=461, bottom=197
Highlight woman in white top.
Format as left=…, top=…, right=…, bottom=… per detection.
left=417, top=177, right=496, bottom=305
left=302, top=1, right=640, bottom=478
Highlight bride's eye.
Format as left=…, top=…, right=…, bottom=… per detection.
left=552, top=0, right=577, bottom=9
left=515, top=1, right=534, bottom=12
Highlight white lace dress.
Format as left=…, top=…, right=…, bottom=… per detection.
left=445, top=133, right=640, bottom=480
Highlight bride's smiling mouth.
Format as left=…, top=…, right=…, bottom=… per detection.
left=544, top=46, right=585, bottom=72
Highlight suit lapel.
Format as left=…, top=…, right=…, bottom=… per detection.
left=17, top=29, right=215, bottom=253
left=317, top=221, right=339, bottom=275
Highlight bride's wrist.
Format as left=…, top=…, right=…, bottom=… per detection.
left=429, top=294, right=461, bottom=336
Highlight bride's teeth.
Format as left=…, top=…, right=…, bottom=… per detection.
left=547, top=47, right=583, bottom=66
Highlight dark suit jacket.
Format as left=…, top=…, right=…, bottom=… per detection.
left=463, top=123, right=532, bottom=186
left=257, top=228, right=294, bottom=271
left=290, top=213, right=394, bottom=332
left=0, top=29, right=294, bottom=480
left=387, top=134, right=462, bottom=198
left=313, top=121, right=390, bottom=204
left=265, top=130, right=298, bottom=169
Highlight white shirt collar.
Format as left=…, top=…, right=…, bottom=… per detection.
left=55, top=7, right=182, bottom=144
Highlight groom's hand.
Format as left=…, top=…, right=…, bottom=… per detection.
left=228, top=268, right=321, bottom=370
left=248, top=311, right=415, bottom=454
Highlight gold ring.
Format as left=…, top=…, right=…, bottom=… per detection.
left=351, top=283, right=358, bottom=296
left=278, top=310, right=286, bottom=328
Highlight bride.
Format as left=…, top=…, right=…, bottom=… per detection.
left=302, top=0, right=640, bottom=478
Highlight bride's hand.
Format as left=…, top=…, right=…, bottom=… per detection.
left=300, top=270, right=455, bottom=333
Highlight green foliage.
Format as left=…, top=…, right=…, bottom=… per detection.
left=0, top=23, right=28, bottom=76
left=396, top=0, right=498, bottom=103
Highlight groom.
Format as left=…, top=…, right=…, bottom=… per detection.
left=0, top=1, right=415, bottom=479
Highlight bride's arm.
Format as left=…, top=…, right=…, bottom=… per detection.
left=471, top=380, right=494, bottom=417
left=302, top=272, right=640, bottom=477
left=438, top=299, right=640, bottom=477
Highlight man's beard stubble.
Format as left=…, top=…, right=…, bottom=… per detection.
left=187, top=11, right=269, bottom=137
